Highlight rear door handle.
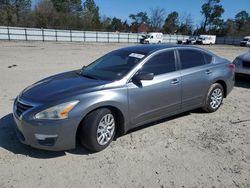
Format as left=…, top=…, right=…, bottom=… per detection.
left=205, top=70, right=212, bottom=74
left=171, top=78, right=179, bottom=85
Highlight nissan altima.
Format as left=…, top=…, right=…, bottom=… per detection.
left=233, top=51, right=250, bottom=77
left=13, top=45, right=235, bottom=152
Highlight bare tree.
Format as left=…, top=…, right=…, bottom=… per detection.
left=33, top=0, right=56, bottom=28
left=179, top=13, right=194, bottom=35
left=150, top=7, right=165, bottom=31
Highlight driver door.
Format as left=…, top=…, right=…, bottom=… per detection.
left=127, top=50, right=181, bottom=128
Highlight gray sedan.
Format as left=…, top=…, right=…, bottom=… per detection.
left=233, top=51, right=250, bottom=76
left=13, top=45, right=235, bottom=152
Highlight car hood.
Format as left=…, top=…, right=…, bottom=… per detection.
left=20, top=70, right=110, bottom=103
left=238, top=52, right=250, bottom=61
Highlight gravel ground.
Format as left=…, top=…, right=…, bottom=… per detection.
left=0, top=41, right=249, bottom=188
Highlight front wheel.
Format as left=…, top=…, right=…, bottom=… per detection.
left=202, top=83, right=224, bottom=113
left=80, top=108, right=116, bottom=152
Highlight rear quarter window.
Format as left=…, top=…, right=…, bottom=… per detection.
left=203, top=52, right=213, bottom=64
left=179, top=49, right=207, bottom=69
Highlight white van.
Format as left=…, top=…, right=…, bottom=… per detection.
left=240, top=36, right=250, bottom=47
left=140, top=33, right=163, bottom=44
left=196, top=35, right=216, bottom=45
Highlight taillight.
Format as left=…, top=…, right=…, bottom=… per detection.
left=228, top=63, right=235, bottom=72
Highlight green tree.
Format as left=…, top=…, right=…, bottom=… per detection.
left=129, top=11, right=149, bottom=32
left=235, top=10, right=249, bottom=32
left=0, top=1, right=16, bottom=25
left=129, top=11, right=150, bottom=25
left=51, top=0, right=82, bottom=16
left=108, top=17, right=123, bottom=31
left=222, top=19, right=237, bottom=36
left=163, top=11, right=179, bottom=33
left=101, top=16, right=111, bottom=31
left=0, top=0, right=31, bottom=26
left=83, top=0, right=100, bottom=30
left=201, top=0, right=224, bottom=33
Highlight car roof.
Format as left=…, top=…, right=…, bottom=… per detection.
left=120, top=44, right=204, bottom=55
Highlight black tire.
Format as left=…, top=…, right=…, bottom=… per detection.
left=80, top=108, right=116, bottom=152
left=202, top=83, right=224, bottom=113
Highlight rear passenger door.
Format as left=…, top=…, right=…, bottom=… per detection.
left=178, top=49, right=213, bottom=111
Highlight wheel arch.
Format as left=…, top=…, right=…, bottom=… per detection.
left=75, top=105, right=126, bottom=144
left=214, top=80, right=227, bottom=98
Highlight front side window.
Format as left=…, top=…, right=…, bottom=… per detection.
left=140, top=50, right=176, bottom=76
left=179, top=49, right=206, bottom=69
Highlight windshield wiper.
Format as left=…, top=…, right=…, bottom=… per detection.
left=81, top=74, right=98, bottom=80
left=79, top=65, right=86, bottom=74
left=77, top=66, right=98, bottom=80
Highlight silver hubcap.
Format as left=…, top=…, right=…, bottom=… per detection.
left=97, top=114, right=115, bottom=145
left=210, top=88, right=223, bottom=109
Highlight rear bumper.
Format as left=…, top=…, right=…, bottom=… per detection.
left=240, top=42, right=249, bottom=46
left=226, top=74, right=235, bottom=97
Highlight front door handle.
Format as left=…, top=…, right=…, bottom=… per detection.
left=171, top=78, right=179, bottom=85
left=205, top=70, right=212, bottom=75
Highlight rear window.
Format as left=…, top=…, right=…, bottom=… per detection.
left=179, top=49, right=206, bottom=69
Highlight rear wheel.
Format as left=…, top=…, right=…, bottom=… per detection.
left=203, top=83, right=224, bottom=113
left=80, top=108, right=115, bottom=152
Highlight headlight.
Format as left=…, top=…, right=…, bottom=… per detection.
left=34, top=101, right=79, bottom=120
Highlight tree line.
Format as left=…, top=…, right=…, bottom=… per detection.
left=0, top=0, right=249, bottom=36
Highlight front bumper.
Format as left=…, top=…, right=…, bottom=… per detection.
left=12, top=98, right=81, bottom=151
left=13, top=113, right=78, bottom=151
left=235, top=67, right=250, bottom=76
left=235, top=61, right=250, bottom=76
left=240, top=42, right=247, bottom=46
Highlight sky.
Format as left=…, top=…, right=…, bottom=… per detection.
left=32, top=0, right=250, bottom=25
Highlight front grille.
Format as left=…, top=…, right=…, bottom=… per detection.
left=242, top=61, right=250, bottom=68
left=15, top=100, right=33, bottom=117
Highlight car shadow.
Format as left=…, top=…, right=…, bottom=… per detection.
left=235, top=76, right=250, bottom=89
left=0, top=113, right=90, bottom=158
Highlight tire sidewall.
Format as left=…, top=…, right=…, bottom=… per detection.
left=81, top=108, right=116, bottom=152
left=205, top=83, right=224, bottom=112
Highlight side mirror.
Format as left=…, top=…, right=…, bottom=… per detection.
left=134, top=72, right=154, bottom=81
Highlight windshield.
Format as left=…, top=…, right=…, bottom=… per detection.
left=81, top=50, right=147, bottom=81
left=243, top=38, right=249, bottom=41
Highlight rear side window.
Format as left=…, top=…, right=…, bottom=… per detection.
left=141, top=50, right=176, bottom=75
left=179, top=49, right=206, bottom=69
